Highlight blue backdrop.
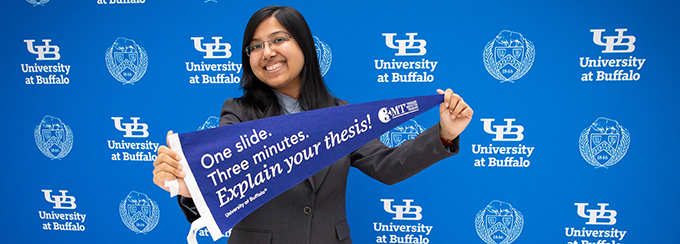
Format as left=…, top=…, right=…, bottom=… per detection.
left=1, top=0, right=678, bottom=243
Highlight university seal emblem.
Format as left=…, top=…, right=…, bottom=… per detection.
left=483, top=30, right=535, bottom=83
left=119, top=191, right=159, bottom=234
left=379, top=119, right=425, bottom=147
left=475, top=200, right=524, bottom=244
left=34, top=115, right=73, bottom=160
left=105, top=37, right=148, bottom=85
left=579, top=117, right=630, bottom=169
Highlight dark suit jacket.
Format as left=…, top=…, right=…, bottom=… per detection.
left=178, top=98, right=459, bottom=244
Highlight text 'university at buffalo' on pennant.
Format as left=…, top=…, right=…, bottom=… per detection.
left=165, top=94, right=444, bottom=243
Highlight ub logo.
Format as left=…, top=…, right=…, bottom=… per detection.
left=481, top=118, right=524, bottom=141
left=105, top=37, right=148, bottom=85
left=475, top=200, right=523, bottom=244
left=591, top=29, right=636, bottom=53
left=483, top=30, right=535, bottom=83
left=34, top=115, right=73, bottom=160
left=380, top=119, right=425, bottom=147
left=24, top=39, right=60, bottom=60
left=198, top=116, right=220, bottom=131
left=381, top=199, right=422, bottom=220
left=382, top=33, right=427, bottom=56
left=119, top=191, right=159, bottom=234
left=26, top=0, right=49, bottom=6
left=579, top=117, right=630, bottom=169
left=112, top=117, right=149, bottom=138
left=191, top=37, right=232, bottom=59
left=42, top=190, right=76, bottom=209
left=575, top=203, right=617, bottom=225
left=314, top=36, right=332, bottom=76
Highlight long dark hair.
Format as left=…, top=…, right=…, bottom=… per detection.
left=238, top=6, right=337, bottom=118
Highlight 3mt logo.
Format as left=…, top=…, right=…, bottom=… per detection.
left=381, top=199, right=423, bottom=220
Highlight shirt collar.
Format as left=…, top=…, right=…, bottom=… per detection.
left=274, top=90, right=301, bottom=114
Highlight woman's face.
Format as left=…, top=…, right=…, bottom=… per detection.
left=248, top=16, right=305, bottom=98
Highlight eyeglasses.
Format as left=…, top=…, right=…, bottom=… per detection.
left=245, top=34, right=293, bottom=57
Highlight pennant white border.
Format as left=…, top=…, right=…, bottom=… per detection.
left=168, top=133, right=223, bottom=242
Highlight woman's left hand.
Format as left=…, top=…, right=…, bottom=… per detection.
left=437, top=88, right=473, bottom=141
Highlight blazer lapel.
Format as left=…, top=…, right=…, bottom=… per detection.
left=307, top=165, right=331, bottom=193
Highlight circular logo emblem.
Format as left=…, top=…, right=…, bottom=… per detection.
left=105, top=37, right=148, bottom=85
left=314, top=36, right=332, bottom=77
left=579, top=117, right=630, bottom=169
left=378, top=108, right=391, bottom=123
left=119, top=191, right=159, bottom=234
left=380, top=119, right=425, bottom=147
left=483, top=30, right=535, bottom=83
left=34, top=115, right=73, bottom=160
left=475, top=200, right=523, bottom=244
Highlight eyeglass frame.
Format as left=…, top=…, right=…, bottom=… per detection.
left=244, top=34, right=294, bottom=57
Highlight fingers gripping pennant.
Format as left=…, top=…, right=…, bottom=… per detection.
left=166, top=94, right=443, bottom=242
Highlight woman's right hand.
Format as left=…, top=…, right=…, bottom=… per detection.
left=152, top=130, right=192, bottom=198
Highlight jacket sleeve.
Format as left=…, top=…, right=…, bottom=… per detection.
left=350, top=124, right=459, bottom=185
left=178, top=98, right=246, bottom=223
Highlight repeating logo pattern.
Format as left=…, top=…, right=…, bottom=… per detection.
left=580, top=28, right=645, bottom=82
left=34, top=115, right=73, bottom=160
left=108, top=116, right=159, bottom=162
left=42, top=190, right=76, bottom=209
left=375, top=33, right=438, bottom=83
left=112, top=117, right=149, bottom=138
left=579, top=117, right=630, bottom=169
left=25, top=39, right=60, bottom=60
left=382, top=33, right=427, bottom=56
left=105, top=37, right=148, bottom=85
left=475, top=200, right=524, bottom=244
left=473, top=118, right=535, bottom=168
left=119, top=191, right=159, bottom=234
left=314, top=36, right=332, bottom=77
left=374, top=198, right=433, bottom=244
left=379, top=119, right=425, bottom=147
left=186, top=36, right=241, bottom=84
left=39, top=189, right=87, bottom=231
left=483, top=30, right=535, bottom=83
left=575, top=203, right=617, bottom=225
left=481, top=118, right=524, bottom=141
left=381, top=199, right=423, bottom=220
left=191, top=36, right=232, bottom=59
left=22, top=39, right=71, bottom=85
left=566, top=203, right=627, bottom=243
left=591, top=29, right=636, bottom=53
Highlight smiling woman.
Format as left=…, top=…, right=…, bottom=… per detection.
left=247, top=17, right=305, bottom=98
left=151, top=5, right=472, bottom=244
